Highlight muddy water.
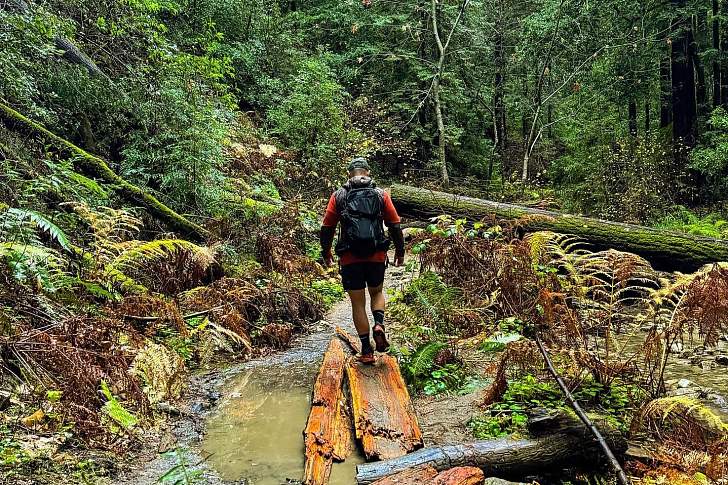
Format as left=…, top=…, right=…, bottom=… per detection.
left=201, top=361, right=364, bottom=484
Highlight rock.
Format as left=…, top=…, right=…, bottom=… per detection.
left=679, top=350, right=692, bottom=359
left=673, top=387, right=700, bottom=397
left=483, top=479, right=529, bottom=485
left=155, top=401, right=181, bottom=416
left=702, top=361, right=716, bottom=371
left=677, top=378, right=693, bottom=389
left=640, top=324, right=654, bottom=332
left=670, top=342, right=684, bottom=353
left=715, top=355, right=728, bottom=365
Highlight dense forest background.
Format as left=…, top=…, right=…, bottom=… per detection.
left=4, top=0, right=728, bottom=483
left=5, top=0, right=728, bottom=227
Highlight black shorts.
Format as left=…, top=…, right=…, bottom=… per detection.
left=340, top=262, right=386, bottom=291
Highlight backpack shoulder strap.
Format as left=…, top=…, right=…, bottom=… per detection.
left=333, top=187, right=348, bottom=214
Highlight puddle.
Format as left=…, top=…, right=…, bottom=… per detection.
left=202, top=358, right=364, bottom=484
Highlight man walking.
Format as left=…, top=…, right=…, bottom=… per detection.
left=320, top=158, right=405, bottom=364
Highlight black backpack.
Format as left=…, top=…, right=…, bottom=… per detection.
left=334, top=180, right=391, bottom=257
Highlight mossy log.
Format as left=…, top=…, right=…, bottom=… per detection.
left=0, top=102, right=209, bottom=241
left=303, top=338, right=352, bottom=485
left=356, top=412, right=627, bottom=484
left=390, top=184, right=728, bottom=270
left=347, top=355, right=423, bottom=461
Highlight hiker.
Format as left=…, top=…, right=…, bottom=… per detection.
left=320, top=158, right=405, bottom=364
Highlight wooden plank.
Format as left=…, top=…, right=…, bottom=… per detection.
left=347, top=354, right=423, bottom=461
left=303, top=338, right=351, bottom=485
left=428, top=467, right=484, bottom=485
left=335, top=325, right=360, bottom=355
left=370, top=465, right=438, bottom=485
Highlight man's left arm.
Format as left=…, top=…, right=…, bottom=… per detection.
left=382, top=192, right=405, bottom=266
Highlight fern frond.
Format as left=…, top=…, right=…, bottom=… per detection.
left=130, top=341, right=186, bottom=404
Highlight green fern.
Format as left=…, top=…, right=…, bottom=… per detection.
left=100, top=380, right=139, bottom=430
left=402, top=341, right=447, bottom=388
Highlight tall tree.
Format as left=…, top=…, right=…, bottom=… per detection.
left=671, top=0, right=697, bottom=146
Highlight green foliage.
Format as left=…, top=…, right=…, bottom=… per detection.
left=100, top=380, right=139, bottom=431
left=158, top=448, right=204, bottom=485
left=691, top=107, right=728, bottom=201
left=310, top=278, right=344, bottom=308
left=268, top=58, right=358, bottom=181
left=551, top=136, right=677, bottom=223
left=654, top=206, right=728, bottom=238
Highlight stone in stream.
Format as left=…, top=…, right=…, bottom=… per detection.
left=677, top=378, right=693, bottom=389
left=715, top=355, right=728, bottom=365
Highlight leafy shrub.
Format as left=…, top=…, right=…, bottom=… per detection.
left=268, top=58, right=359, bottom=181
left=654, top=206, right=728, bottom=238
left=310, top=278, right=345, bottom=308
left=691, top=107, right=728, bottom=202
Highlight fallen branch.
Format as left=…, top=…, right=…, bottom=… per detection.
left=534, top=335, right=630, bottom=485
left=123, top=307, right=224, bottom=322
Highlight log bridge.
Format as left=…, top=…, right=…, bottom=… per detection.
left=302, top=330, right=627, bottom=485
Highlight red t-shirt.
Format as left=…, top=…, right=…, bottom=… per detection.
left=322, top=189, right=401, bottom=266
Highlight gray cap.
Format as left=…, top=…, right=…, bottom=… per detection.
left=348, top=157, right=370, bottom=172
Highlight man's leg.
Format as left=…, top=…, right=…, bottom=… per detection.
left=348, top=289, right=371, bottom=342
left=368, top=280, right=390, bottom=352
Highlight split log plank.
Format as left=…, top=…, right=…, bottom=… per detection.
left=347, top=355, right=423, bottom=461
left=390, top=183, right=728, bottom=270
left=303, top=338, right=351, bottom=485
left=370, top=465, right=438, bottom=485
left=429, top=467, right=485, bottom=485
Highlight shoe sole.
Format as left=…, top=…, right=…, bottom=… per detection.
left=373, top=328, right=390, bottom=353
left=357, top=354, right=376, bottom=365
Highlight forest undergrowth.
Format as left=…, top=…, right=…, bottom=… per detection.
left=389, top=216, right=728, bottom=485
left=0, top=122, right=342, bottom=483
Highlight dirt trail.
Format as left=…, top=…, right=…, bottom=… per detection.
left=116, top=259, right=412, bottom=484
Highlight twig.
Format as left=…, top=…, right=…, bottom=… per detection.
left=534, top=334, right=631, bottom=485
left=123, top=306, right=223, bottom=323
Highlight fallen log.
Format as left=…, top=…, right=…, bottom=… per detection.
left=356, top=413, right=627, bottom=484
left=390, top=184, right=728, bottom=270
left=0, top=102, right=209, bottom=241
left=347, top=355, right=423, bottom=461
left=303, top=338, right=352, bottom=485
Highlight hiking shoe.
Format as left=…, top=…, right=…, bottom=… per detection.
left=357, top=351, right=376, bottom=365
left=372, top=324, right=390, bottom=353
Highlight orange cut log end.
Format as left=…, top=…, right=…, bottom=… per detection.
left=428, top=467, right=485, bottom=485
left=303, top=338, right=351, bottom=485
left=347, top=354, right=423, bottom=461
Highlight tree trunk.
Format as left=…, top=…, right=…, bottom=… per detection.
left=347, top=355, right=423, bottom=461
left=389, top=184, right=728, bottom=270
left=356, top=415, right=626, bottom=484
left=0, top=102, right=209, bottom=241
left=660, top=56, right=673, bottom=128
left=628, top=100, right=638, bottom=136
left=493, top=19, right=506, bottom=178
left=303, top=339, right=352, bottom=485
left=431, top=0, right=449, bottom=187
left=645, top=99, right=651, bottom=132
left=672, top=1, right=697, bottom=145
left=694, top=14, right=708, bottom=116
left=714, top=0, right=721, bottom=107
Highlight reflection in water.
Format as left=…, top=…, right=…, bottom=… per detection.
left=202, top=366, right=364, bottom=485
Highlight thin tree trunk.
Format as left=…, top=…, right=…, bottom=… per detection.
left=628, top=100, right=638, bottom=136
left=645, top=99, right=651, bottom=133
left=672, top=1, right=697, bottom=146
left=660, top=56, right=673, bottom=127
left=431, top=0, right=449, bottom=187
left=714, top=0, right=721, bottom=107
left=721, top=0, right=728, bottom=106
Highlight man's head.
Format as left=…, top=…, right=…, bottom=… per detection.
left=347, top=157, right=371, bottom=178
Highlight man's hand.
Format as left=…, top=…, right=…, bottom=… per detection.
left=394, top=252, right=405, bottom=267
left=323, top=251, right=334, bottom=268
